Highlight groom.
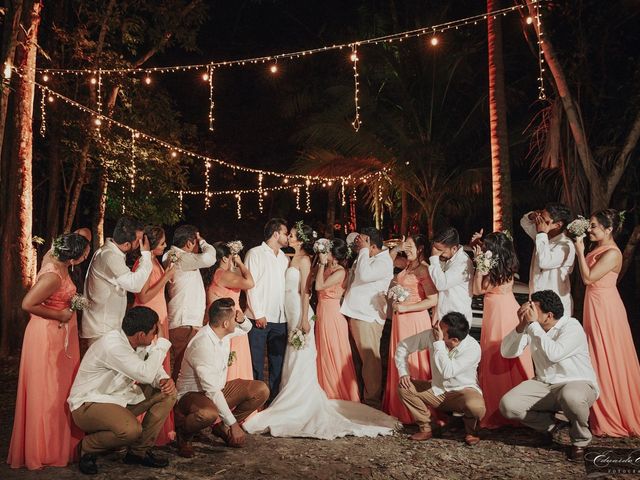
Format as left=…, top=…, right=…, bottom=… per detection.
left=244, top=218, right=289, bottom=402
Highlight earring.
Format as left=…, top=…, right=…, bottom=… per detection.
left=71, top=263, right=75, bottom=272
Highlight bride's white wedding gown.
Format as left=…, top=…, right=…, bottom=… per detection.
left=243, top=267, right=398, bottom=439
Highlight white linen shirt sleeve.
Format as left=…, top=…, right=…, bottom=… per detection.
left=535, top=234, right=575, bottom=270
left=395, top=330, right=433, bottom=378
left=428, top=254, right=471, bottom=292
left=432, top=339, right=480, bottom=381
left=245, top=249, right=267, bottom=319
left=103, top=337, right=171, bottom=385
left=112, top=251, right=153, bottom=293
left=177, top=241, right=217, bottom=271
left=520, top=212, right=538, bottom=240
left=526, top=321, right=586, bottom=363
left=500, top=328, right=531, bottom=358
left=230, top=318, right=252, bottom=337
left=355, top=248, right=389, bottom=283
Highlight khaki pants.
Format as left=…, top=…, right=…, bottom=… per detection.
left=499, top=379, right=597, bottom=447
left=169, top=326, right=199, bottom=382
left=349, top=319, right=384, bottom=409
left=175, top=379, right=269, bottom=439
left=72, top=385, right=176, bottom=456
left=398, top=379, right=486, bottom=435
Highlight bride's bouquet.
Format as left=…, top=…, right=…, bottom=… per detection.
left=387, top=285, right=410, bottom=303
left=474, top=250, right=498, bottom=275
left=166, top=250, right=180, bottom=265
left=313, top=238, right=332, bottom=254
left=288, top=328, right=308, bottom=350
left=70, top=293, right=90, bottom=311
left=227, top=240, right=244, bottom=255
left=566, top=216, right=590, bottom=239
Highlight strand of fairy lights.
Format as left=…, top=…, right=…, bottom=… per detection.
left=235, top=194, right=242, bottom=219
left=350, top=45, right=361, bottom=132
left=258, top=173, right=264, bottom=213
left=33, top=3, right=530, bottom=76
left=130, top=131, right=137, bottom=191
left=295, top=187, right=301, bottom=210
left=204, top=160, right=212, bottom=210
left=39, top=86, right=47, bottom=136
left=532, top=0, right=547, bottom=100
left=206, top=65, right=215, bottom=131
left=305, top=179, right=311, bottom=213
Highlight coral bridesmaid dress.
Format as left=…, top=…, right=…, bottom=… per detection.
left=208, top=269, right=253, bottom=381
left=583, top=245, right=640, bottom=437
left=479, top=282, right=534, bottom=429
left=315, top=267, right=360, bottom=402
left=7, top=262, right=82, bottom=469
left=133, top=258, right=175, bottom=445
left=383, top=269, right=433, bottom=424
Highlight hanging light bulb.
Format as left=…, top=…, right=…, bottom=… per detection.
left=42, top=73, right=49, bottom=82
left=47, top=95, right=54, bottom=103
left=94, top=118, right=102, bottom=126
left=526, top=16, right=533, bottom=25
left=144, top=75, right=152, bottom=85
left=90, top=77, right=97, bottom=85
left=269, top=64, right=278, bottom=74
left=171, top=151, right=178, bottom=158
left=430, top=36, right=439, bottom=46
left=202, top=71, right=210, bottom=81
left=283, top=178, right=289, bottom=184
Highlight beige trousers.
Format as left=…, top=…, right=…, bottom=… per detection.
left=398, top=379, right=486, bottom=434
left=72, top=385, right=176, bottom=456
left=499, top=379, right=597, bottom=447
left=169, top=326, right=199, bottom=382
left=349, top=319, right=385, bottom=409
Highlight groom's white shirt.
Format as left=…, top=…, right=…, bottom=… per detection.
left=244, top=242, right=288, bottom=323
left=520, top=212, right=575, bottom=316
left=82, top=239, right=153, bottom=339
left=428, top=246, right=473, bottom=323
left=177, top=320, right=252, bottom=426
left=340, top=247, right=393, bottom=325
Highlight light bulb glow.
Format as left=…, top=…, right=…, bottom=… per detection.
left=430, top=36, right=439, bottom=46
left=526, top=16, right=533, bottom=25
left=270, top=64, right=278, bottom=73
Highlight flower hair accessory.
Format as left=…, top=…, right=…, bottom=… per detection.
left=619, top=210, right=627, bottom=226
left=51, top=236, right=71, bottom=259
left=295, top=220, right=312, bottom=243
left=501, top=229, right=513, bottom=242
left=474, top=249, right=499, bottom=275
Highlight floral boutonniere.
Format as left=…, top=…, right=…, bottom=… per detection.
left=227, top=351, right=237, bottom=367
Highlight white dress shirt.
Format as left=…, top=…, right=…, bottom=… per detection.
left=68, top=330, right=170, bottom=412
left=82, top=239, right=153, bottom=339
left=396, top=330, right=482, bottom=396
left=165, top=240, right=216, bottom=330
left=244, top=242, right=289, bottom=323
left=520, top=212, right=576, bottom=316
left=340, top=247, right=394, bottom=325
left=501, top=316, right=599, bottom=396
left=428, top=247, right=473, bottom=323
left=177, top=319, right=252, bottom=426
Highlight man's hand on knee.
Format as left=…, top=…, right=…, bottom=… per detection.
left=399, top=375, right=413, bottom=390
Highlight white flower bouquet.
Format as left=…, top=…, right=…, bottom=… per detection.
left=166, top=250, right=180, bottom=264
left=566, top=216, right=590, bottom=239
left=474, top=250, right=499, bottom=275
left=70, top=294, right=90, bottom=311
left=288, top=328, right=308, bottom=350
left=313, top=238, right=332, bottom=254
left=227, top=240, right=244, bottom=255
left=387, top=285, right=410, bottom=303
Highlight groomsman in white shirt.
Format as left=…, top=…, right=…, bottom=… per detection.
left=165, top=225, right=216, bottom=381
left=520, top=203, right=575, bottom=315
left=428, top=227, right=473, bottom=323
left=396, top=312, right=486, bottom=446
left=175, top=298, right=269, bottom=457
left=341, top=227, right=393, bottom=409
left=82, top=217, right=153, bottom=345
left=500, top=290, right=599, bottom=462
left=69, top=306, right=176, bottom=475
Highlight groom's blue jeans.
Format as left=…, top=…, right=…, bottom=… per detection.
left=248, top=321, right=288, bottom=400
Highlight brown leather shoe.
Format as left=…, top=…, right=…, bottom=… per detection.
left=567, top=446, right=585, bottom=462
left=176, top=432, right=194, bottom=458
left=464, top=434, right=481, bottom=446
left=409, top=430, right=433, bottom=441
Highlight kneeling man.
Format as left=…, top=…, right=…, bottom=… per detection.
left=175, top=298, right=269, bottom=457
left=396, top=312, right=486, bottom=446
left=500, top=290, right=599, bottom=462
left=69, top=306, right=176, bottom=475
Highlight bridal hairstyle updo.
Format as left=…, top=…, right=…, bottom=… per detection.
left=52, top=233, right=90, bottom=262
left=203, top=241, right=232, bottom=287
left=482, top=232, right=519, bottom=286
left=330, top=238, right=349, bottom=267
left=592, top=208, right=625, bottom=237
left=294, top=222, right=316, bottom=255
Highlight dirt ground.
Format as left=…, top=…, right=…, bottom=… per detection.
left=2, top=355, right=639, bottom=480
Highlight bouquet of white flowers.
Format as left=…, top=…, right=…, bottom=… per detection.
left=387, top=285, right=410, bottom=303
left=70, top=294, right=90, bottom=311
left=227, top=240, right=244, bottom=256
left=474, top=250, right=499, bottom=275
left=288, top=328, right=308, bottom=350
left=166, top=250, right=180, bottom=264
left=313, top=238, right=332, bottom=254
left=566, top=216, right=590, bottom=239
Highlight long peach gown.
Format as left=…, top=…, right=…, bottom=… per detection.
left=208, top=268, right=253, bottom=381
left=7, top=262, right=82, bottom=470
left=383, top=269, right=433, bottom=424
left=479, top=282, right=534, bottom=429
left=133, top=258, right=174, bottom=445
left=315, top=268, right=360, bottom=402
left=584, top=245, right=640, bottom=437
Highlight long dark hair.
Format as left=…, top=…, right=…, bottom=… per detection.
left=294, top=222, right=316, bottom=256
left=482, top=232, right=519, bottom=286
left=203, top=242, right=231, bottom=287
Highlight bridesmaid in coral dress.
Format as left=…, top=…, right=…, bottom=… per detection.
left=315, top=238, right=360, bottom=401
left=205, top=241, right=255, bottom=380
left=575, top=209, right=640, bottom=437
left=132, top=226, right=176, bottom=445
left=473, top=232, right=534, bottom=429
left=8, top=233, right=90, bottom=470
left=383, top=235, right=438, bottom=424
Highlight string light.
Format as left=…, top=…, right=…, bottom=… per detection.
left=430, top=36, right=439, bottom=46
left=532, top=0, right=547, bottom=100
left=96, top=70, right=102, bottom=138
left=305, top=180, right=311, bottom=213
left=178, top=190, right=184, bottom=217
left=350, top=45, right=361, bottom=132
left=3, top=62, right=12, bottom=80
left=42, top=73, right=49, bottom=82
left=341, top=178, right=346, bottom=206
left=295, top=187, right=300, bottom=210
left=208, top=65, right=215, bottom=131
left=235, top=193, right=242, bottom=219
left=130, top=131, right=136, bottom=192
left=258, top=173, right=264, bottom=213
left=202, top=71, right=209, bottom=81
left=144, top=74, right=151, bottom=85
left=204, top=160, right=212, bottom=210
left=269, top=64, right=278, bottom=74
left=39, top=87, right=47, bottom=136
left=47, top=94, right=54, bottom=102
left=526, top=16, right=533, bottom=25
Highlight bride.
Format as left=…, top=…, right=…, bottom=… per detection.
left=243, top=221, right=398, bottom=439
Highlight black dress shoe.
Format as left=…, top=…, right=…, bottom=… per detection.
left=78, top=453, right=98, bottom=475
left=123, top=450, right=170, bottom=468
left=567, top=446, right=585, bottom=462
